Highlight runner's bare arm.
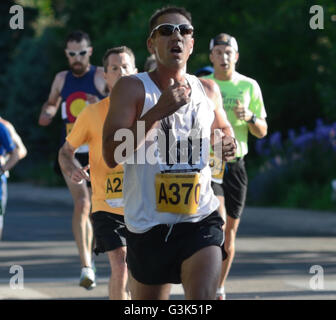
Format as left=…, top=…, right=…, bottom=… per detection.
left=94, top=66, right=108, bottom=97
left=103, top=76, right=147, bottom=168
left=247, top=115, right=267, bottom=138
left=200, top=78, right=236, bottom=161
left=38, top=71, right=66, bottom=126
left=2, top=121, right=27, bottom=159
left=233, top=99, right=267, bottom=138
left=58, top=141, right=90, bottom=184
left=2, top=147, right=20, bottom=172
left=102, top=76, right=191, bottom=168
left=200, top=78, right=234, bottom=137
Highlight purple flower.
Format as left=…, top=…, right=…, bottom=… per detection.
left=288, top=129, right=296, bottom=142
left=315, top=124, right=332, bottom=141
left=255, top=119, right=336, bottom=172
left=255, top=139, right=265, bottom=155
left=293, top=132, right=314, bottom=149
left=255, top=138, right=270, bottom=156
left=269, top=131, right=282, bottom=150
left=316, top=118, right=323, bottom=127
left=300, top=126, right=307, bottom=134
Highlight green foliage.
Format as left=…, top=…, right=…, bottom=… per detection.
left=0, top=0, right=38, bottom=109
left=2, top=0, right=336, bottom=204
left=247, top=135, right=336, bottom=210
left=3, top=27, right=63, bottom=157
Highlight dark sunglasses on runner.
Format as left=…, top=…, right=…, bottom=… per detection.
left=66, top=49, right=89, bottom=57
left=150, top=23, right=194, bottom=38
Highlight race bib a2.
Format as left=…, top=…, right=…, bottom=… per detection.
left=105, top=170, right=124, bottom=208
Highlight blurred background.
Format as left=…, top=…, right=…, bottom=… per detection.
left=1, top=0, right=336, bottom=211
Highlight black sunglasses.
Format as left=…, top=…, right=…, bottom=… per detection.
left=150, top=23, right=194, bottom=38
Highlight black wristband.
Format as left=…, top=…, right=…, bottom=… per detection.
left=247, top=114, right=257, bottom=124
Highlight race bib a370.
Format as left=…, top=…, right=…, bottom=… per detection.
left=155, top=172, right=201, bottom=215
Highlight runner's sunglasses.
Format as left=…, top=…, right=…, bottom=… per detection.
left=66, top=49, right=89, bottom=57
left=150, top=23, right=194, bottom=38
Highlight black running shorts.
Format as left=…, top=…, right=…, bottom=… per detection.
left=125, top=210, right=226, bottom=285
left=211, top=158, right=248, bottom=219
left=91, top=211, right=126, bottom=255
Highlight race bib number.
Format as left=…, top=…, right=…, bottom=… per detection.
left=105, top=171, right=124, bottom=208
left=66, top=123, right=74, bottom=136
left=209, top=152, right=225, bottom=183
left=155, top=173, right=201, bottom=215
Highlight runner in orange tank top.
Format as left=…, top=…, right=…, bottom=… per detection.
left=59, top=46, right=137, bottom=299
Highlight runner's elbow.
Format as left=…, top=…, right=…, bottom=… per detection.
left=257, top=127, right=268, bottom=139
left=19, top=149, right=27, bottom=160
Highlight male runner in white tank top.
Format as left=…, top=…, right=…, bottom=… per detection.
left=103, top=6, right=237, bottom=300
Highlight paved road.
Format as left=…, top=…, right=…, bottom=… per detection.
left=0, top=183, right=336, bottom=300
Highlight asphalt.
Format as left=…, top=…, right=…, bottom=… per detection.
left=0, top=182, right=336, bottom=300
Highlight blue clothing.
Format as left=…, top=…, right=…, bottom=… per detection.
left=0, top=123, right=15, bottom=219
left=59, top=65, right=106, bottom=147
left=0, top=123, right=15, bottom=156
left=60, top=65, right=105, bottom=106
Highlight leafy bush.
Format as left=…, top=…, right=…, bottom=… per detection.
left=2, top=0, right=336, bottom=187
left=248, top=119, right=336, bottom=210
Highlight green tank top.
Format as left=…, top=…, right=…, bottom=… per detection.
left=205, top=72, right=266, bottom=158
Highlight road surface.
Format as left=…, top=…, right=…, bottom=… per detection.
left=0, top=183, right=336, bottom=300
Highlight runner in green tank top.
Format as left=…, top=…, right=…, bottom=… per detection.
left=204, top=33, right=268, bottom=300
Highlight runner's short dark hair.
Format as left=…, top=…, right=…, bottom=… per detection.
left=149, top=6, right=192, bottom=33
left=102, top=46, right=136, bottom=72
left=66, top=30, right=91, bottom=46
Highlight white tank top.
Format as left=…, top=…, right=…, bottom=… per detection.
left=123, top=72, right=219, bottom=233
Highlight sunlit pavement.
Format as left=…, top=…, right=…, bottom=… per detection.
left=1, top=183, right=336, bottom=300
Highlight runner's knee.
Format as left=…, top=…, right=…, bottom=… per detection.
left=182, top=246, right=221, bottom=299
left=73, top=197, right=91, bottom=213
left=108, top=247, right=127, bottom=275
left=224, top=241, right=235, bottom=257
left=224, top=231, right=237, bottom=256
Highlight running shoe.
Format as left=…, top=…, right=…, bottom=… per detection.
left=216, top=292, right=226, bottom=300
left=88, top=259, right=97, bottom=290
left=79, top=267, right=96, bottom=290
left=88, top=280, right=96, bottom=290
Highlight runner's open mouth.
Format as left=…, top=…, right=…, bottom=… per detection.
left=171, top=46, right=183, bottom=53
